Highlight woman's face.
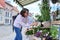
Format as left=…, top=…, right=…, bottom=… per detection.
left=24, top=11, right=28, bottom=17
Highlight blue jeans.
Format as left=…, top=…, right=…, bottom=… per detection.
left=14, top=26, right=22, bottom=40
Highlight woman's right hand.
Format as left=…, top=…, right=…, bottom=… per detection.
left=30, top=22, right=38, bottom=26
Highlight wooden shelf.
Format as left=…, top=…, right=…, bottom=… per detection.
left=40, top=27, right=50, bottom=29
left=51, top=20, right=60, bottom=25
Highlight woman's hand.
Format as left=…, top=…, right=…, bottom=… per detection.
left=33, top=22, right=38, bottom=26
left=30, top=22, right=38, bottom=26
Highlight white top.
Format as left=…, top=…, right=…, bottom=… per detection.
left=50, top=3, right=58, bottom=13
left=14, top=14, right=31, bottom=28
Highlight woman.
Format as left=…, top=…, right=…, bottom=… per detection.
left=14, top=8, right=38, bottom=40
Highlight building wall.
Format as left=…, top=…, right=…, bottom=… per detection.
left=4, top=2, right=13, bottom=25
left=0, top=2, right=20, bottom=25
left=0, top=0, right=22, bottom=25
left=0, top=8, right=5, bottom=24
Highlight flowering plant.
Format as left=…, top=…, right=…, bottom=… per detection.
left=34, top=31, right=43, bottom=37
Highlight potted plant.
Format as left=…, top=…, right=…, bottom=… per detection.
left=38, top=0, right=50, bottom=21
left=36, top=0, right=50, bottom=27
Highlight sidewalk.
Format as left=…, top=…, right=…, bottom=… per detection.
left=0, top=32, right=15, bottom=40
left=0, top=25, right=15, bottom=40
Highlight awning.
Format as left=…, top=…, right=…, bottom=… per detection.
left=14, top=0, right=38, bottom=7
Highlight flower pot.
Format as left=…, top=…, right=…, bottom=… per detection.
left=33, top=37, right=41, bottom=40
left=28, top=35, right=41, bottom=40
left=42, top=21, right=51, bottom=28
left=28, top=35, right=34, bottom=40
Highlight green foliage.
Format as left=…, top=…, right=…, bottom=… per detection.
left=26, top=26, right=50, bottom=35
left=42, top=29, right=49, bottom=35
left=26, top=26, right=58, bottom=39
left=33, top=27, right=38, bottom=34
left=38, top=0, right=50, bottom=21
left=26, top=26, right=41, bottom=35
left=35, top=15, right=43, bottom=22
left=50, top=26, right=58, bottom=39
left=26, top=30, right=33, bottom=35
left=33, top=26, right=41, bottom=34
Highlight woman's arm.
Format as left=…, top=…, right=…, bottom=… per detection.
left=19, top=19, right=38, bottom=28
left=19, top=21, right=30, bottom=27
